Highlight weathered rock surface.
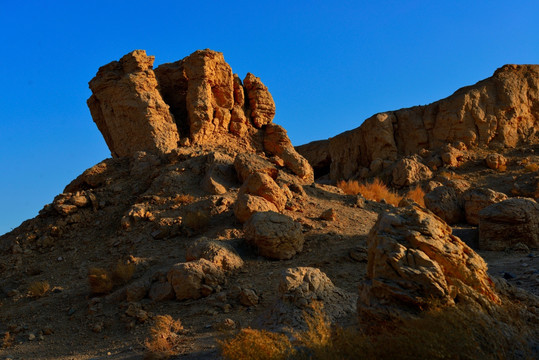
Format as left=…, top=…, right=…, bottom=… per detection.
left=298, top=65, right=539, bottom=180
left=167, top=259, right=226, bottom=300
left=358, top=204, right=499, bottom=321
left=185, top=238, right=243, bottom=272
left=258, top=267, right=356, bottom=330
left=234, top=153, right=278, bottom=183
left=243, top=72, right=276, bottom=128
left=244, top=211, right=304, bottom=259
left=234, top=193, right=279, bottom=223
left=391, top=157, right=433, bottom=187
left=88, top=50, right=180, bottom=157
left=478, top=198, right=539, bottom=250
left=238, top=172, right=287, bottom=212
left=485, top=153, right=507, bottom=170
left=424, top=186, right=462, bottom=224
left=463, top=187, right=508, bottom=225
left=264, top=124, right=314, bottom=183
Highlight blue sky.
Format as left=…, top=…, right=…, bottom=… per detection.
left=1, top=0, right=538, bottom=234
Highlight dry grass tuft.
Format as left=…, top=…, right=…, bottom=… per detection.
left=28, top=281, right=51, bottom=298
left=402, top=186, right=426, bottom=207
left=112, top=262, right=136, bottom=285
left=338, top=179, right=402, bottom=206
left=220, top=328, right=295, bottom=360
left=183, top=210, right=210, bottom=232
left=336, top=180, right=362, bottom=195
left=2, top=332, right=14, bottom=348
left=438, top=170, right=463, bottom=180
left=174, top=194, right=195, bottom=205
left=338, top=179, right=426, bottom=208
left=88, top=267, right=114, bottom=294
left=144, top=315, right=184, bottom=360
left=220, top=303, right=535, bottom=360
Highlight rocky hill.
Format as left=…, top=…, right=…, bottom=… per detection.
left=297, top=64, right=539, bottom=180
left=0, top=51, right=538, bottom=359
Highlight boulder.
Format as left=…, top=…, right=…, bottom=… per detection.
left=264, top=124, right=314, bottom=183
left=478, top=198, right=539, bottom=250
left=485, top=153, right=507, bottom=170
left=234, top=153, right=278, bottom=183
left=462, top=187, right=508, bottom=225
left=440, top=144, right=465, bottom=167
left=244, top=211, right=304, bottom=259
left=87, top=50, right=179, bottom=157
left=358, top=204, right=499, bottom=321
left=238, top=172, right=287, bottom=212
left=257, top=267, right=355, bottom=330
left=243, top=72, right=275, bottom=128
left=424, top=186, right=463, bottom=224
left=185, top=238, right=243, bottom=272
left=234, top=193, right=279, bottom=223
left=391, top=157, right=433, bottom=187
left=167, top=259, right=226, bottom=300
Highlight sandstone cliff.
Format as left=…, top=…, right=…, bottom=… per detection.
left=87, top=49, right=313, bottom=184
left=297, top=65, right=539, bottom=180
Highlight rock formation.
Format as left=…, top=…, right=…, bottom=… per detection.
left=88, top=49, right=312, bottom=180
left=87, top=50, right=180, bottom=157
left=358, top=204, right=499, bottom=321
left=478, top=198, right=539, bottom=250
left=297, top=65, right=539, bottom=180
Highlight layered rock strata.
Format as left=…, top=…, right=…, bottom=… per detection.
left=298, top=65, right=539, bottom=180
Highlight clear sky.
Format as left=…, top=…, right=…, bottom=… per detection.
left=1, top=0, right=538, bottom=235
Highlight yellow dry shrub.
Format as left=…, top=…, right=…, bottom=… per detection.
left=28, top=281, right=50, bottom=298
left=336, top=180, right=362, bottom=195
left=221, top=303, right=533, bottom=360
left=2, top=332, right=14, bottom=348
left=174, top=194, right=195, bottom=205
left=338, top=179, right=426, bottom=207
left=144, top=315, right=184, bottom=360
left=220, top=328, right=295, bottom=360
left=437, top=170, right=463, bottom=180
left=88, top=267, right=114, bottom=294
left=112, top=262, right=136, bottom=285
left=403, top=186, right=426, bottom=207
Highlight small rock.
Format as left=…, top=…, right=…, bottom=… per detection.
left=28, top=333, right=36, bottom=341
left=213, top=318, right=236, bottom=331
left=320, top=208, right=337, bottom=221
left=349, top=247, right=368, bottom=262
left=43, top=328, right=54, bottom=335
left=239, top=289, right=259, bottom=306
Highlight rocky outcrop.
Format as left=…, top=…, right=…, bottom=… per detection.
left=87, top=50, right=180, bottom=157
left=391, top=157, right=433, bottom=187
left=478, top=198, right=539, bottom=250
left=185, top=238, right=243, bottom=272
left=358, top=204, right=499, bottom=321
left=88, top=49, right=280, bottom=156
left=424, top=186, right=462, bottom=224
left=257, top=267, right=356, bottom=331
left=462, top=187, right=508, bottom=225
left=167, top=259, right=226, bottom=300
left=264, top=124, right=314, bottom=183
left=298, top=65, right=539, bottom=180
left=243, top=73, right=276, bottom=128
left=244, top=211, right=304, bottom=259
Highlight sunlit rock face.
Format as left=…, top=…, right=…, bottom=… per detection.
left=298, top=65, right=539, bottom=180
